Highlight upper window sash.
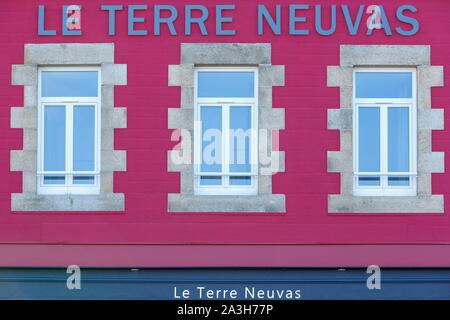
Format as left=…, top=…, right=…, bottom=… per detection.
left=39, top=67, right=101, bottom=102
left=195, top=67, right=258, bottom=103
left=353, top=68, right=416, bottom=103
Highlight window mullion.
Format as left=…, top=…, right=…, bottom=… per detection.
left=67, top=103, right=74, bottom=191
left=381, top=105, right=388, bottom=189
left=223, top=104, right=230, bottom=187
left=39, top=103, right=44, bottom=188
left=195, top=104, right=201, bottom=182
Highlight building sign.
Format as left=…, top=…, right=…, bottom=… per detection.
left=38, top=3, right=419, bottom=37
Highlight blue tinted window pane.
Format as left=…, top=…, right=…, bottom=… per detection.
left=44, top=175, right=65, bottom=185
left=42, top=71, right=98, bottom=97
left=356, top=72, right=412, bottom=98
left=388, top=176, right=410, bottom=186
left=229, top=106, right=252, bottom=173
left=73, top=105, right=95, bottom=171
left=388, top=107, right=409, bottom=173
left=44, top=105, right=66, bottom=171
left=230, top=176, right=252, bottom=186
left=358, top=176, right=381, bottom=186
left=73, top=175, right=95, bottom=185
left=200, top=106, right=222, bottom=173
left=198, top=72, right=255, bottom=98
left=200, top=176, right=222, bottom=185
left=358, top=107, right=380, bottom=172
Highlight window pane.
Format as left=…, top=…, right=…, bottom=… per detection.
left=388, top=176, right=410, bottom=186
left=229, top=106, right=252, bottom=173
left=355, top=72, right=412, bottom=99
left=198, top=72, right=255, bottom=98
left=358, top=176, right=381, bottom=186
left=230, top=176, right=252, bottom=186
left=200, top=176, right=222, bottom=186
left=358, top=107, right=380, bottom=172
left=44, top=175, right=65, bottom=185
left=42, top=71, right=98, bottom=97
left=200, top=106, right=222, bottom=173
left=44, top=105, right=66, bottom=171
left=73, top=105, right=96, bottom=171
left=73, top=175, right=95, bottom=185
left=388, top=107, right=410, bottom=173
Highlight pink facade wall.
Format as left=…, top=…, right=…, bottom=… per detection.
left=0, top=0, right=449, bottom=266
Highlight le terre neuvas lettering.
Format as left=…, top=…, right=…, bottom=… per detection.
left=38, top=4, right=419, bottom=37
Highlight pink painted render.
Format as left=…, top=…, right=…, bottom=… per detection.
left=0, top=0, right=450, bottom=266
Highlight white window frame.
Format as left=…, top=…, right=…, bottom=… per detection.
left=194, top=67, right=258, bottom=196
left=37, top=66, right=101, bottom=195
left=353, top=68, right=417, bottom=197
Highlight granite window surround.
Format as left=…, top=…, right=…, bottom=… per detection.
left=327, top=45, right=445, bottom=213
left=168, top=43, right=286, bottom=213
left=11, top=43, right=127, bottom=211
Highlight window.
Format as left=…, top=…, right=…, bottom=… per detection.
left=38, top=67, right=101, bottom=195
left=194, top=68, right=258, bottom=195
left=354, top=68, right=417, bottom=196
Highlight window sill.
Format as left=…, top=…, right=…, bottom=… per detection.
left=11, top=193, right=124, bottom=212
left=168, top=194, right=285, bottom=213
left=353, top=189, right=417, bottom=197
left=328, top=195, right=443, bottom=213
